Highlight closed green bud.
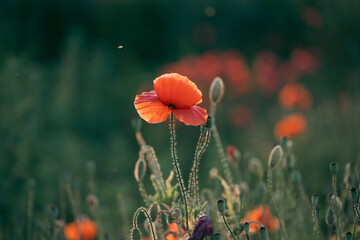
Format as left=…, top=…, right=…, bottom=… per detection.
left=350, top=187, right=359, bottom=202
left=131, top=227, right=141, bottom=240
left=311, top=194, right=319, bottom=206
left=48, top=204, right=59, bottom=219
left=204, top=116, right=213, bottom=129
left=209, top=77, right=225, bottom=104
left=212, top=233, right=222, bottom=240
left=132, top=118, right=142, bottom=132
left=217, top=199, right=226, bottom=214
left=330, top=162, right=339, bottom=174
left=134, top=158, right=147, bottom=182
left=326, top=207, right=335, bottom=226
left=243, top=222, right=250, bottom=234
left=280, top=137, right=288, bottom=150
left=149, top=202, right=160, bottom=222
left=345, top=232, right=352, bottom=240
left=259, top=227, right=268, bottom=240
left=239, top=192, right=245, bottom=203
left=268, top=145, right=283, bottom=169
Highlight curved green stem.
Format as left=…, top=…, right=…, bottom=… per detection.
left=221, top=213, right=236, bottom=240
left=133, top=207, right=157, bottom=240
left=169, top=113, right=189, bottom=231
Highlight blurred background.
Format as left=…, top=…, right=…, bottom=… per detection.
left=0, top=0, right=359, bottom=238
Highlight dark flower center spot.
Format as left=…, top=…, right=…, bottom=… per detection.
left=168, top=104, right=176, bottom=109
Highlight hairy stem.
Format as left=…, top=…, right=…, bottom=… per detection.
left=169, top=113, right=189, bottom=231
left=332, top=174, right=343, bottom=240
left=312, top=205, right=320, bottom=240
left=133, top=207, right=157, bottom=240
left=221, top=213, right=236, bottom=240
left=210, top=103, right=233, bottom=186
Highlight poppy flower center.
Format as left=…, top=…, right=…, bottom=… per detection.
left=168, top=104, right=176, bottom=109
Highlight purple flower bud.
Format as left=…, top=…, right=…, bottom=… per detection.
left=189, top=215, right=213, bottom=240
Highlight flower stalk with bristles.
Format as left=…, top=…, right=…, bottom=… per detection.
left=132, top=207, right=157, bottom=240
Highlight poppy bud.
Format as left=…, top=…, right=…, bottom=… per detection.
left=248, top=157, right=264, bottom=178
left=350, top=187, right=359, bottom=202
left=212, top=233, right=222, bottom=240
left=209, top=77, right=225, bottom=104
left=204, top=116, right=213, bottom=129
left=131, top=118, right=142, bottom=132
left=189, top=215, right=213, bottom=240
left=227, top=146, right=240, bottom=165
left=217, top=199, right=226, bottom=214
left=48, top=204, right=59, bottom=219
left=330, top=195, right=342, bottom=210
left=134, top=158, right=147, bottom=182
left=329, top=162, right=339, bottom=174
left=149, top=202, right=160, bottom=222
left=325, top=207, right=335, bottom=226
left=280, top=137, right=288, bottom=150
left=345, top=232, right=352, bottom=240
left=243, top=222, right=250, bottom=234
left=311, top=194, right=319, bottom=206
left=239, top=192, right=245, bottom=203
left=268, top=145, right=283, bottom=169
left=259, top=227, right=268, bottom=240
left=131, top=227, right=141, bottom=240
left=87, top=194, right=99, bottom=207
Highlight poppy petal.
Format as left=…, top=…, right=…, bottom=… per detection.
left=172, top=106, right=208, bottom=126
left=154, top=73, right=203, bottom=109
left=134, top=91, right=171, bottom=124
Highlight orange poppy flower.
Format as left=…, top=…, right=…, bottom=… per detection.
left=274, top=114, right=306, bottom=140
left=64, top=219, right=97, bottom=240
left=166, top=223, right=189, bottom=240
left=278, top=83, right=312, bottom=110
left=243, top=205, right=279, bottom=234
left=134, top=73, right=208, bottom=126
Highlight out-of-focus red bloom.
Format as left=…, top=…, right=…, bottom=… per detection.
left=290, top=49, right=319, bottom=74
left=274, top=114, right=306, bottom=140
left=166, top=223, right=188, bottom=240
left=227, top=145, right=240, bottom=164
left=243, top=205, right=279, bottom=234
left=229, top=105, right=252, bottom=128
left=253, top=52, right=280, bottom=94
left=194, top=53, right=222, bottom=82
left=222, top=52, right=251, bottom=94
left=64, top=219, right=97, bottom=240
left=302, top=7, right=323, bottom=28
left=278, top=83, right=312, bottom=110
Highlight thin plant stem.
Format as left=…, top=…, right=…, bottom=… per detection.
left=189, top=127, right=211, bottom=206
left=267, top=169, right=288, bottom=240
left=133, top=207, right=157, bottom=240
left=65, top=181, right=78, bottom=218
left=352, top=202, right=360, bottom=240
left=221, top=213, right=236, bottom=240
left=332, top=174, right=343, bottom=240
left=210, top=102, right=233, bottom=187
left=169, top=113, right=189, bottom=231
left=312, top=205, right=320, bottom=240
left=27, top=186, right=34, bottom=240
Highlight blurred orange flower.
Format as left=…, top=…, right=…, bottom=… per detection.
left=253, top=51, right=280, bottom=94
left=278, top=83, right=312, bottom=110
left=243, top=205, right=279, bottom=234
left=274, top=114, right=306, bottom=140
left=290, top=49, right=319, bottom=74
left=134, top=73, right=208, bottom=126
left=64, top=219, right=97, bottom=240
left=166, top=223, right=188, bottom=240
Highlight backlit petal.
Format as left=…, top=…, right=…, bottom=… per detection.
left=154, top=73, right=203, bottom=109
left=134, top=91, right=171, bottom=124
left=172, top=106, right=208, bottom=126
